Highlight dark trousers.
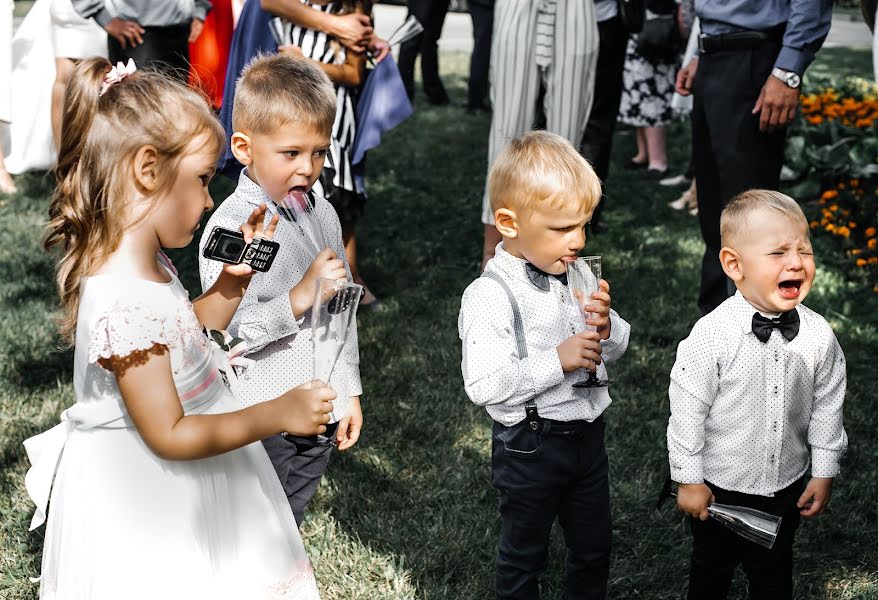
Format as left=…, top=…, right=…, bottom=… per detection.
left=398, top=0, right=451, bottom=100
left=261, top=422, right=338, bottom=525
left=467, top=1, right=494, bottom=107
left=692, top=42, right=787, bottom=315
left=688, top=477, right=805, bottom=599
left=108, top=23, right=191, bottom=83
left=580, top=16, right=628, bottom=226
left=492, top=418, right=611, bottom=600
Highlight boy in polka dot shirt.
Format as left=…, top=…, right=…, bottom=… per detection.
left=459, top=131, right=631, bottom=599
left=668, top=190, right=847, bottom=598
left=199, top=55, right=362, bottom=525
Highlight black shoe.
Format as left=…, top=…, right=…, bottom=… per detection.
left=625, top=159, right=648, bottom=170
left=464, top=101, right=491, bottom=114
left=646, top=167, right=669, bottom=178
left=426, top=92, right=451, bottom=106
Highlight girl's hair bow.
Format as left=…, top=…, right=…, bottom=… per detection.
left=99, top=58, right=137, bottom=97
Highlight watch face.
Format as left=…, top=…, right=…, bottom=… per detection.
left=787, top=73, right=801, bottom=88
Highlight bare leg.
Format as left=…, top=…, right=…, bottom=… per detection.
left=482, top=224, right=502, bottom=270
left=632, top=127, right=647, bottom=164
left=644, top=126, right=668, bottom=171
left=0, top=140, right=15, bottom=194
left=52, top=58, right=77, bottom=151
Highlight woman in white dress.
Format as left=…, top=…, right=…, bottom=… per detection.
left=24, top=57, right=332, bottom=599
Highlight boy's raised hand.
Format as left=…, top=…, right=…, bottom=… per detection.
left=797, top=477, right=833, bottom=518
left=584, top=279, right=612, bottom=340
left=289, top=247, right=347, bottom=318
left=557, top=330, right=603, bottom=374
left=677, top=482, right=714, bottom=521
left=222, top=203, right=280, bottom=279
left=275, top=380, right=336, bottom=437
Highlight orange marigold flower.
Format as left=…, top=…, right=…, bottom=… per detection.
left=807, top=115, right=824, bottom=125
left=869, top=257, right=878, bottom=264
left=866, top=227, right=877, bottom=236
left=869, top=238, right=878, bottom=250
left=849, top=221, right=857, bottom=228
left=821, top=189, right=839, bottom=200
left=851, top=248, right=862, bottom=255
left=851, top=179, right=860, bottom=188
left=826, top=224, right=836, bottom=232
left=809, top=221, right=819, bottom=228
left=837, top=226, right=851, bottom=238
left=829, top=204, right=839, bottom=212
left=857, top=258, right=868, bottom=267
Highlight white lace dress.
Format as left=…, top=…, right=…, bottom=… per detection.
left=23, top=255, right=320, bottom=600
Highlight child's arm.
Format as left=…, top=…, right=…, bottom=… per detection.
left=112, top=349, right=335, bottom=460
left=335, top=396, right=361, bottom=450
left=262, top=0, right=372, bottom=51
left=798, top=329, right=847, bottom=517
left=667, top=320, right=719, bottom=519
left=193, top=204, right=279, bottom=331
left=279, top=42, right=367, bottom=88
left=584, top=279, right=630, bottom=363
left=460, top=280, right=570, bottom=407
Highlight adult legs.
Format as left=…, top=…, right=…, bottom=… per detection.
left=580, top=15, right=628, bottom=225
left=0, top=142, right=14, bottom=194
left=52, top=58, right=77, bottom=152
left=420, top=0, right=451, bottom=102
left=632, top=127, right=647, bottom=163
left=693, top=46, right=786, bottom=314
left=644, top=126, right=667, bottom=171
left=398, top=0, right=430, bottom=100
left=467, top=1, right=494, bottom=109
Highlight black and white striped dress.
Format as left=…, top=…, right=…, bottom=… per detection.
left=271, top=3, right=359, bottom=207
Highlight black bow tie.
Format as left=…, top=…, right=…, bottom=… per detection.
left=751, top=310, right=800, bottom=343
left=525, top=263, right=568, bottom=291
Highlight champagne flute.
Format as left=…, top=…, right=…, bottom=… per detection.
left=311, top=278, right=363, bottom=423
left=566, top=256, right=613, bottom=388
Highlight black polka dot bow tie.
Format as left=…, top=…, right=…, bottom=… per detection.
left=751, top=310, right=800, bottom=343
left=525, top=263, right=568, bottom=291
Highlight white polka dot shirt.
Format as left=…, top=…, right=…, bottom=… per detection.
left=198, top=171, right=361, bottom=419
left=668, top=291, right=848, bottom=496
left=458, top=243, right=630, bottom=426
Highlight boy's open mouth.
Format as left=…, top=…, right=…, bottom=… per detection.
left=288, top=185, right=308, bottom=195
left=777, top=279, right=803, bottom=299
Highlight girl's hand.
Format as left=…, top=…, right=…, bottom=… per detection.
left=585, top=279, right=612, bottom=340
left=798, top=477, right=833, bottom=518
left=368, top=36, right=390, bottom=63
left=336, top=396, right=362, bottom=450
left=275, top=380, right=336, bottom=436
left=221, top=203, right=279, bottom=279
left=278, top=45, right=305, bottom=60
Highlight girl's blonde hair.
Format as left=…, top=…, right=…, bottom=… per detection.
left=44, top=57, right=225, bottom=343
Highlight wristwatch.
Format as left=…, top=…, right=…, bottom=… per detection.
left=771, top=67, right=801, bottom=89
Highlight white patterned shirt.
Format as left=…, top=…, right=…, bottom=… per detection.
left=198, top=171, right=361, bottom=419
left=458, top=243, right=630, bottom=426
left=668, top=291, right=847, bottom=496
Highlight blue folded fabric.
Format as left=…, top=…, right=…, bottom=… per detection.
left=351, top=55, right=413, bottom=192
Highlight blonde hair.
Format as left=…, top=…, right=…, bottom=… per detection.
left=232, top=53, right=336, bottom=136
left=44, top=57, right=225, bottom=344
left=488, top=130, right=603, bottom=219
left=720, top=189, right=809, bottom=247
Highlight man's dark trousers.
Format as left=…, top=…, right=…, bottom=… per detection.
left=687, top=477, right=805, bottom=599
left=398, top=0, right=451, bottom=101
left=580, top=15, right=628, bottom=226
left=466, top=0, right=494, bottom=108
left=492, top=417, right=611, bottom=600
left=692, top=41, right=787, bottom=314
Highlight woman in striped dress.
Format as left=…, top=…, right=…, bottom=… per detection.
left=274, top=1, right=378, bottom=306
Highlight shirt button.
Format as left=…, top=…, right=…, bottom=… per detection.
left=773, top=386, right=778, bottom=394
left=770, top=455, right=775, bottom=462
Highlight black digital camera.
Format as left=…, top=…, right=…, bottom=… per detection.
left=202, top=227, right=280, bottom=272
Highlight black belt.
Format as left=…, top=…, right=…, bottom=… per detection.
left=698, top=28, right=784, bottom=54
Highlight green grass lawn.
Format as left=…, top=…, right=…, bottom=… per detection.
left=1, top=49, right=876, bottom=599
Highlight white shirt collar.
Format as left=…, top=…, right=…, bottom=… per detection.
left=490, top=242, right=548, bottom=289
left=728, top=290, right=799, bottom=337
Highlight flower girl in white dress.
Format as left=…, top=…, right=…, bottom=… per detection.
left=23, top=58, right=334, bottom=599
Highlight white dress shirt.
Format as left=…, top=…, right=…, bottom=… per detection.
left=458, top=243, right=630, bottom=426
left=668, top=292, right=847, bottom=496
left=198, top=171, right=361, bottom=419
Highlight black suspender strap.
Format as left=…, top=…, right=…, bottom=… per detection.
left=481, top=272, right=543, bottom=433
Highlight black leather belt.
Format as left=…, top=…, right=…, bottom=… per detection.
left=698, top=29, right=784, bottom=54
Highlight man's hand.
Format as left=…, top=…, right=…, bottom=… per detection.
left=677, top=482, right=714, bottom=521
left=557, top=331, right=603, bottom=374
left=189, top=18, right=205, bottom=44
left=675, top=57, right=698, bottom=96
left=584, top=279, right=612, bottom=340
left=753, top=74, right=800, bottom=133
left=331, top=12, right=373, bottom=51
left=797, top=477, right=833, bottom=518
left=336, top=396, right=362, bottom=450
left=105, top=18, right=145, bottom=49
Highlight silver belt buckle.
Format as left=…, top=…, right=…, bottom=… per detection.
left=697, top=33, right=707, bottom=53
